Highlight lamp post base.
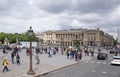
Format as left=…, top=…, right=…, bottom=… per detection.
left=27, top=70, right=35, bottom=75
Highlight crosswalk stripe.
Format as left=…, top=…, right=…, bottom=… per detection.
left=85, top=61, right=89, bottom=63
left=83, top=61, right=110, bottom=65
left=97, top=62, right=100, bottom=64
left=90, top=61, right=94, bottom=63
left=91, top=70, right=96, bottom=73
left=102, top=72, right=107, bottom=74
left=103, top=62, right=106, bottom=64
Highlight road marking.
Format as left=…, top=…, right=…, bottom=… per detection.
left=91, top=70, right=96, bottom=73
left=103, top=62, right=106, bottom=64
left=102, top=72, right=107, bottom=74
left=97, top=62, right=100, bottom=64
left=85, top=61, right=89, bottom=63
left=90, top=61, right=94, bottom=63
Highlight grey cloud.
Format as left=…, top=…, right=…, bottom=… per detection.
left=33, top=0, right=120, bottom=14
left=0, top=0, right=13, bottom=11
left=0, top=0, right=24, bottom=12
left=74, top=0, right=120, bottom=14
left=33, top=0, right=71, bottom=13
left=0, top=0, right=30, bottom=15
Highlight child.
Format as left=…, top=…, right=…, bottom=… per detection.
left=2, top=58, right=9, bottom=72
left=16, top=54, right=21, bottom=65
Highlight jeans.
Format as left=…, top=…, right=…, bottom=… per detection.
left=12, top=58, right=14, bottom=64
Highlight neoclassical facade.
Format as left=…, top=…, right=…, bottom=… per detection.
left=36, top=28, right=114, bottom=47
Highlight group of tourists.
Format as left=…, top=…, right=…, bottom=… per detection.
left=33, top=46, right=95, bottom=62
left=65, top=46, right=94, bottom=61
left=11, top=47, right=21, bottom=65
left=2, top=46, right=21, bottom=72
left=65, top=48, right=83, bottom=61
left=34, top=47, right=59, bottom=57
left=1, top=45, right=95, bottom=72
left=84, top=47, right=94, bottom=57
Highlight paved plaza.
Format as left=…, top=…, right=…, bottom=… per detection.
left=0, top=49, right=94, bottom=77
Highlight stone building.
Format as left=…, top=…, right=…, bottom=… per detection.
left=36, top=32, right=44, bottom=46
left=36, top=28, right=114, bottom=47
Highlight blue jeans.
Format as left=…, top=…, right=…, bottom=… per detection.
left=48, top=54, right=52, bottom=57
left=12, top=58, right=14, bottom=64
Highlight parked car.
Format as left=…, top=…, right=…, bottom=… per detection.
left=109, top=49, right=114, bottom=54
left=111, top=56, right=120, bottom=65
left=97, top=53, right=107, bottom=60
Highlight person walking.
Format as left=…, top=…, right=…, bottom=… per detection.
left=90, top=48, right=94, bottom=57
left=48, top=48, right=52, bottom=57
left=2, top=58, right=9, bottom=72
left=35, top=47, right=40, bottom=54
left=3, top=46, right=6, bottom=54
left=16, top=54, right=21, bottom=65
left=87, top=48, right=90, bottom=56
left=78, top=51, right=82, bottom=60
left=74, top=50, right=78, bottom=61
left=26, top=48, right=30, bottom=56
left=69, top=49, right=73, bottom=59
left=66, top=49, right=69, bottom=59
left=35, top=54, right=40, bottom=64
left=84, top=47, right=87, bottom=56
left=80, top=49, right=83, bottom=60
left=11, top=51, right=15, bottom=64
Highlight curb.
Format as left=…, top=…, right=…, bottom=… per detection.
left=34, top=57, right=94, bottom=77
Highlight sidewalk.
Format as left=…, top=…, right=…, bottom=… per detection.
left=0, top=49, right=94, bottom=77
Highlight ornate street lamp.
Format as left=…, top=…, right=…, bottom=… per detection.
left=93, top=37, right=96, bottom=52
left=61, top=38, right=64, bottom=54
left=27, top=26, right=35, bottom=75
left=75, top=33, right=79, bottom=48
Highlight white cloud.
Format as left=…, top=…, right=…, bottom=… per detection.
left=110, top=5, right=120, bottom=21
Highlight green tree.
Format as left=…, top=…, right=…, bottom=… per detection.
left=6, top=33, right=16, bottom=43
left=113, top=39, right=118, bottom=46
left=0, top=32, right=7, bottom=43
left=0, top=32, right=38, bottom=44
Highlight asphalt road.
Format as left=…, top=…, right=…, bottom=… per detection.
left=40, top=54, right=120, bottom=77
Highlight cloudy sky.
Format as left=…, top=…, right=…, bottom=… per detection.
left=0, top=0, right=120, bottom=38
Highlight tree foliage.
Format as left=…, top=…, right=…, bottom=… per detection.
left=0, top=32, right=38, bottom=44
left=113, top=39, right=118, bottom=46
left=0, top=32, right=6, bottom=43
